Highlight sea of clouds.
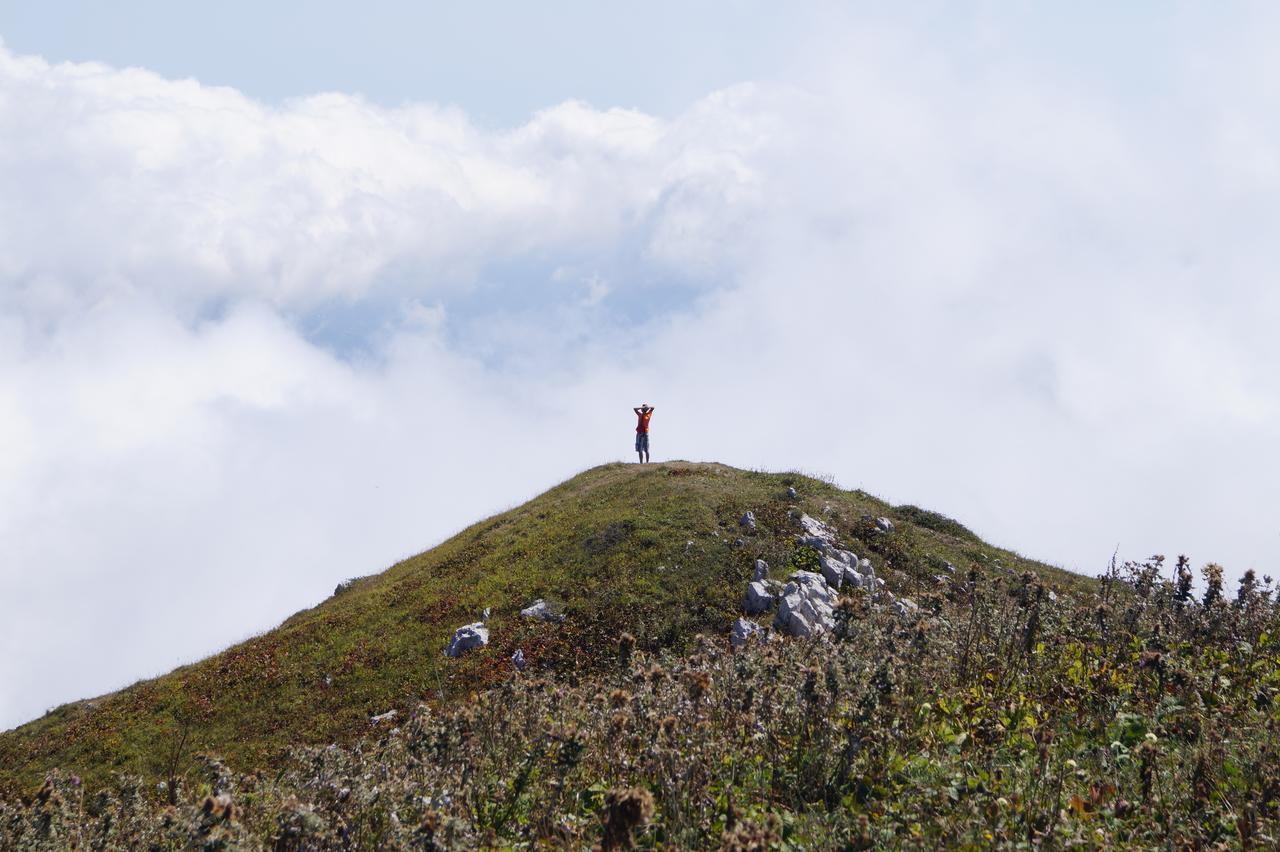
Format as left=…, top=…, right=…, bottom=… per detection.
left=3, top=8, right=1280, bottom=728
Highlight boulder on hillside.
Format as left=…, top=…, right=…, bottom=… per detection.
left=520, top=599, right=564, bottom=622
left=800, top=514, right=836, bottom=542
left=445, top=622, right=489, bottom=657
left=753, top=559, right=769, bottom=581
left=846, top=557, right=884, bottom=592
left=743, top=580, right=779, bottom=614
left=819, top=555, right=847, bottom=589
left=730, top=617, right=766, bottom=648
left=740, top=511, right=757, bottom=532
left=511, top=648, right=526, bottom=671
left=786, top=486, right=798, bottom=499
left=773, top=571, right=838, bottom=637
left=876, top=517, right=894, bottom=532
left=796, top=535, right=830, bottom=551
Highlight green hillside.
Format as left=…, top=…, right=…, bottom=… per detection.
left=0, top=462, right=1082, bottom=795
left=3, top=462, right=1279, bottom=848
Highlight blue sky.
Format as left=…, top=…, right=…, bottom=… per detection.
left=2, top=2, right=1280, bottom=730
left=0, top=1, right=814, bottom=124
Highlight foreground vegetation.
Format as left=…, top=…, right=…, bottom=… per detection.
left=4, top=553, right=1277, bottom=848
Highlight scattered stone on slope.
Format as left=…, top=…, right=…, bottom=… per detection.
left=370, top=709, right=397, bottom=725
left=892, top=597, right=919, bottom=618
left=773, top=571, right=838, bottom=637
left=520, top=599, right=564, bottom=622
left=740, top=510, right=757, bottom=532
left=876, top=517, right=894, bottom=532
left=743, top=580, right=779, bottom=615
left=942, top=561, right=957, bottom=574
left=511, top=649, right=526, bottom=671
left=333, top=578, right=358, bottom=596
left=445, top=622, right=489, bottom=657
left=753, top=559, right=769, bottom=581
left=730, top=617, right=766, bottom=648
left=786, top=486, right=798, bottom=499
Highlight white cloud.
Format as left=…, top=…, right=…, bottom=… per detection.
left=4, top=6, right=1280, bottom=729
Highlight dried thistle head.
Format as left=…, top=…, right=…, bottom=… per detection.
left=720, top=813, right=781, bottom=851
left=618, top=633, right=636, bottom=670
left=600, top=786, right=655, bottom=850
left=684, top=671, right=712, bottom=702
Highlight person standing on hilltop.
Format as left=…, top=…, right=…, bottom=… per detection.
left=633, top=404, right=654, bottom=463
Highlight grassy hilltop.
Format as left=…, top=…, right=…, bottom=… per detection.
left=1, top=462, right=1072, bottom=794
left=2, top=462, right=1277, bottom=848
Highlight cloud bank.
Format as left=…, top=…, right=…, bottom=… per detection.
left=4, top=8, right=1280, bottom=729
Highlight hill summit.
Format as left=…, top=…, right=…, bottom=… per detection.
left=0, top=462, right=1073, bottom=792
left=3, top=462, right=1276, bottom=849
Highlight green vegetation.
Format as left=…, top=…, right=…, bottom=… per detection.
left=5, top=463, right=1273, bottom=848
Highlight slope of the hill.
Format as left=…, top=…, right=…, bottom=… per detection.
left=0, top=461, right=1089, bottom=793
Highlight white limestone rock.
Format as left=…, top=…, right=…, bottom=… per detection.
left=892, top=597, right=920, bottom=618
left=520, top=599, right=564, bottom=622
left=773, top=571, right=838, bottom=637
left=800, top=514, right=836, bottom=542
left=740, top=510, right=757, bottom=531
left=743, top=580, right=778, bottom=614
left=796, top=535, right=831, bottom=551
left=730, top=617, right=766, bottom=648
left=819, top=555, right=846, bottom=589
left=876, top=517, right=895, bottom=532
left=753, top=559, right=769, bottom=581
left=511, top=648, right=526, bottom=671
left=445, top=622, right=489, bottom=657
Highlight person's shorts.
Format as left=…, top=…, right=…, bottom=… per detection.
left=635, top=432, right=650, bottom=453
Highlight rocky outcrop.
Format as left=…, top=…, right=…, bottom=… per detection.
left=773, top=571, right=838, bottom=637
left=740, top=511, right=757, bottom=532
left=799, top=514, right=836, bottom=543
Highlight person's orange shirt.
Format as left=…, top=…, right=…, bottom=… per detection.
left=636, top=410, right=653, bottom=434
